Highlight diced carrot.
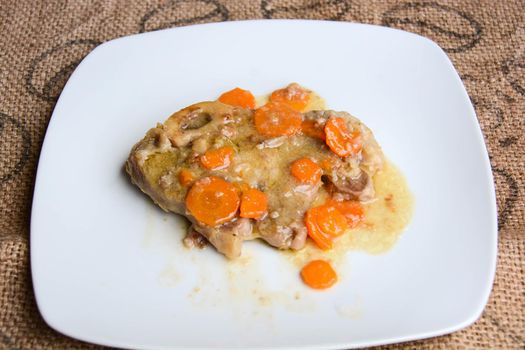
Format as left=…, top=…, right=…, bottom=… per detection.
left=178, top=169, right=195, bottom=187
left=218, top=88, right=256, bottom=109
left=324, top=117, right=362, bottom=157
left=304, top=204, right=348, bottom=250
left=290, top=158, right=322, bottom=185
left=301, top=119, right=326, bottom=140
left=300, top=260, right=338, bottom=289
left=200, top=146, right=234, bottom=170
left=186, top=176, right=240, bottom=227
left=269, top=84, right=311, bottom=111
left=254, top=102, right=302, bottom=137
left=327, top=199, right=364, bottom=228
left=240, top=188, right=268, bottom=219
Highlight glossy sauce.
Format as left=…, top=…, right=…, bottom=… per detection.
left=286, top=160, right=413, bottom=267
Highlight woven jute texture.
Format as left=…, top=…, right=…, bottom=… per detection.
left=1, top=0, right=523, bottom=349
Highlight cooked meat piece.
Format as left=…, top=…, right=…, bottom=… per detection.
left=126, top=99, right=384, bottom=258
left=191, top=218, right=253, bottom=258
left=164, top=102, right=250, bottom=148
left=255, top=177, right=322, bottom=249
left=183, top=226, right=208, bottom=249
left=304, top=110, right=383, bottom=202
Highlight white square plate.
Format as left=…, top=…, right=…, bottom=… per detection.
left=31, top=20, right=497, bottom=349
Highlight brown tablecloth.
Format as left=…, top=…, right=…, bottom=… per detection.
left=1, top=0, right=523, bottom=349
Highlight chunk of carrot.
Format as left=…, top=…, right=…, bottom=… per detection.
left=218, top=87, right=256, bottom=109
left=254, top=102, right=302, bottom=137
left=200, top=146, right=234, bottom=170
left=186, top=176, right=240, bottom=227
left=327, top=199, right=364, bottom=228
left=290, top=158, right=322, bottom=185
left=324, top=117, right=362, bottom=157
left=300, top=260, right=338, bottom=289
left=240, top=188, right=268, bottom=219
left=304, top=204, right=348, bottom=250
left=269, top=84, right=311, bottom=111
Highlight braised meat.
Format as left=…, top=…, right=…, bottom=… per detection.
left=126, top=85, right=384, bottom=258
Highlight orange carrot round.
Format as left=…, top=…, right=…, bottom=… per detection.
left=315, top=205, right=348, bottom=238
left=218, top=88, right=256, bottom=109
left=290, top=158, right=322, bottom=185
left=300, top=260, right=338, bottom=289
left=178, top=169, right=195, bottom=187
left=240, top=188, right=268, bottom=219
left=301, top=119, right=326, bottom=140
left=304, top=204, right=348, bottom=250
left=324, top=117, right=362, bottom=157
left=186, top=176, right=240, bottom=227
left=327, top=199, right=364, bottom=228
left=269, top=84, right=311, bottom=111
left=200, top=146, right=234, bottom=170
left=254, top=102, right=302, bottom=137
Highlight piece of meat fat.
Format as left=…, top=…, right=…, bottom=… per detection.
left=290, top=222, right=308, bottom=250
left=183, top=226, right=208, bottom=249
left=192, top=218, right=254, bottom=259
left=163, top=101, right=250, bottom=148
left=332, top=170, right=375, bottom=202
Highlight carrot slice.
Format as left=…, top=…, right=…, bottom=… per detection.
left=290, top=158, right=322, bottom=185
left=324, top=117, right=362, bottom=157
left=304, top=204, right=348, bottom=250
left=254, top=102, right=302, bottom=137
left=200, top=146, right=234, bottom=170
left=301, top=260, right=338, bottom=289
left=186, top=176, right=240, bottom=227
left=240, top=188, right=268, bottom=219
left=218, top=88, right=256, bottom=109
left=327, top=199, right=364, bottom=228
left=178, top=169, right=195, bottom=187
left=305, top=216, right=333, bottom=250
left=315, top=205, right=348, bottom=238
left=301, top=119, right=326, bottom=140
left=269, top=84, right=311, bottom=111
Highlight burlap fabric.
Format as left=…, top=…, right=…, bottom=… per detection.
left=0, top=0, right=523, bottom=349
